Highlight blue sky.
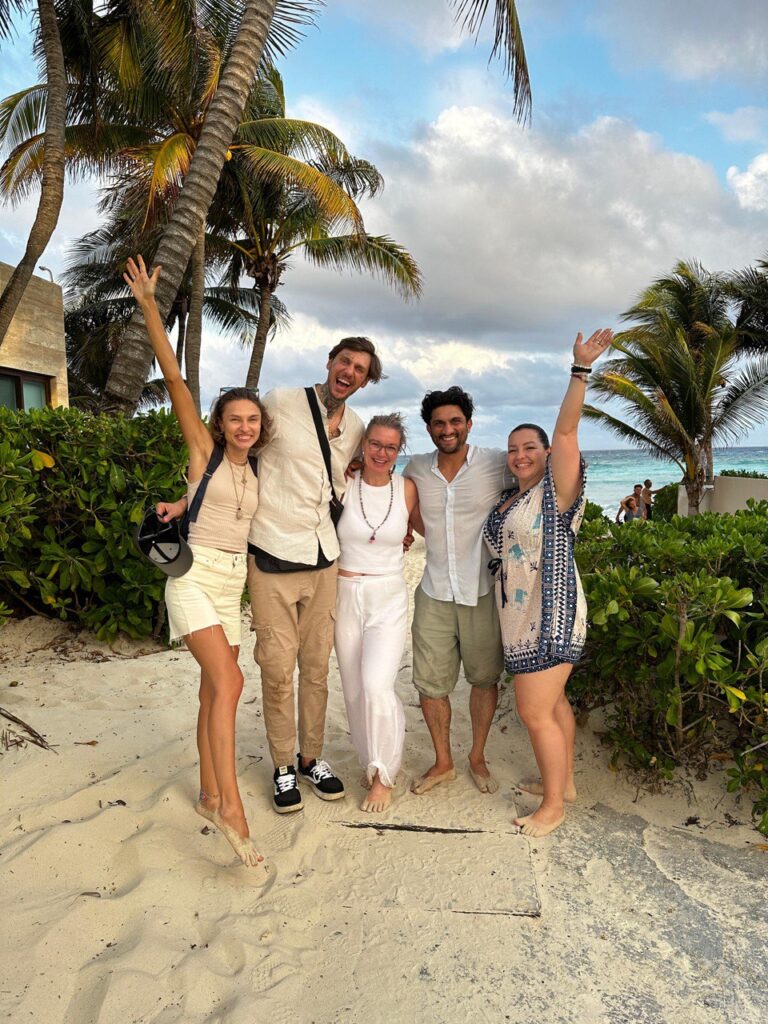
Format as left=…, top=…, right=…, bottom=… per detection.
left=2, top=0, right=768, bottom=450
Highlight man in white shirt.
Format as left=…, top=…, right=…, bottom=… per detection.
left=404, top=386, right=511, bottom=796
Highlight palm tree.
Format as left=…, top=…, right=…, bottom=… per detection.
left=1, top=1, right=530, bottom=411
left=61, top=218, right=280, bottom=408
left=208, top=69, right=422, bottom=388
left=100, top=0, right=530, bottom=413
left=0, top=0, right=66, bottom=347
left=583, top=322, right=768, bottom=515
left=1, top=4, right=361, bottom=410
left=617, top=260, right=734, bottom=483
left=729, top=255, right=768, bottom=354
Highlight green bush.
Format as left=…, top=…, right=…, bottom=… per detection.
left=573, top=505, right=768, bottom=833
left=719, top=467, right=768, bottom=479
left=583, top=498, right=609, bottom=524
left=651, top=481, right=679, bottom=521
left=0, top=406, right=187, bottom=640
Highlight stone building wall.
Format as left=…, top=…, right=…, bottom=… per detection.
left=0, top=262, right=68, bottom=406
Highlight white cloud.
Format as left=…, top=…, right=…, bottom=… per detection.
left=707, top=106, right=768, bottom=144
left=334, top=0, right=467, bottom=59
left=279, top=106, right=765, bottom=350
left=727, top=153, right=768, bottom=211
left=0, top=181, right=102, bottom=281
left=590, top=0, right=768, bottom=82
left=223, top=102, right=768, bottom=448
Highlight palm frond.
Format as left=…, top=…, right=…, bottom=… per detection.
left=262, top=0, right=324, bottom=62
left=449, top=0, right=531, bottom=121
left=582, top=405, right=684, bottom=472
left=234, top=144, right=364, bottom=231
left=300, top=234, right=422, bottom=299
left=709, top=355, right=768, bottom=443
left=236, top=117, right=351, bottom=166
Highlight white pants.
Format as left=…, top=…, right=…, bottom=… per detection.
left=334, top=574, right=408, bottom=788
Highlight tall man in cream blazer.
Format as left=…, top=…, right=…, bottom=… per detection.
left=247, top=339, right=381, bottom=812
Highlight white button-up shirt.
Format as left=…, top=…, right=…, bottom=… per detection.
left=248, top=387, right=364, bottom=563
left=404, top=446, right=512, bottom=606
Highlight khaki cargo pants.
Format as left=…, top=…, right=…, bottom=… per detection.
left=248, top=558, right=337, bottom=767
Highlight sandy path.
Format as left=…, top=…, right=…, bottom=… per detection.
left=1, top=540, right=766, bottom=1023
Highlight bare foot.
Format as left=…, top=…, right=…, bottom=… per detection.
left=195, top=791, right=220, bottom=823
left=468, top=758, right=499, bottom=794
left=516, top=777, right=577, bottom=802
left=213, top=810, right=265, bottom=867
left=361, top=777, right=392, bottom=814
left=514, top=807, right=565, bottom=838
left=411, top=765, right=456, bottom=795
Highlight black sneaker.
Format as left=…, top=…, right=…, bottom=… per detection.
left=272, top=765, right=303, bottom=814
left=297, top=757, right=345, bottom=801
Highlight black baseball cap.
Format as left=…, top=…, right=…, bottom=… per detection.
left=134, top=509, right=193, bottom=578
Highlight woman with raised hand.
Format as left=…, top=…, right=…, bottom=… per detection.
left=483, top=328, right=613, bottom=837
left=334, top=413, right=420, bottom=813
left=124, top=255, right=270, bottom=869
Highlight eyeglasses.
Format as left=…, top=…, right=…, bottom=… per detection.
left=219, top=386, right=260, bottom=398
left=366, top=440, right=400, bottom=457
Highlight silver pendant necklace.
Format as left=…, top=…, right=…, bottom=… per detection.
left=225, top=452, right=248, bottom=520
left=358, top=473, right=394, bottom=543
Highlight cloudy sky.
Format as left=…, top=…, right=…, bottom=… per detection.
left=2, top=0, right=768, bottom=450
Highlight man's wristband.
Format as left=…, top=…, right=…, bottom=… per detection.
left=571, top=364, right=592, bottom=374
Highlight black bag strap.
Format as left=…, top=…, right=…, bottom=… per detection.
left=304, top=386, right=338, bottom=502
left=180, top=445, right=258, bottom=539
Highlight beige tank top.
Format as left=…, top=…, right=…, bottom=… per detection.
left=186, top=457, right=258, bottom=552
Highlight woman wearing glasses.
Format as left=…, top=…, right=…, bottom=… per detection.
left=334, top=414, right=421, bottom=813
left=124, top=256, right=269, bottom=869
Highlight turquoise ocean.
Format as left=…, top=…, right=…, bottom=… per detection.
left=396, top=446, right=768, bottom=516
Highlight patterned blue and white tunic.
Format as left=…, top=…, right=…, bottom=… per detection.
left=482, top=456, right=587, bottom=675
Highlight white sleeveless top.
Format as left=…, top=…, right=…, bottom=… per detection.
left=337, top=471, right=409, bottom=575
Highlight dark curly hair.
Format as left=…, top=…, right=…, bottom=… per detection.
left=420, top=386, right=474, bottom=425
left=209, top=388, right=272, bottom=452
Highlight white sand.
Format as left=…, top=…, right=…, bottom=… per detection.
left=1, top=539, right=766, bottom=1023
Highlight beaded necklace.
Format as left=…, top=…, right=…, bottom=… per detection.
left=358, top=473, right=394, bottom=543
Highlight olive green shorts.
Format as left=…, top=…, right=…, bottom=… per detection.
left=412, top=585, right=503, bottom=699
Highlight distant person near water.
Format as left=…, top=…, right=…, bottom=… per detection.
left=617, top=495, right=642, bottom=522
left=125, top=256, right=269, bottom=868
left=484, top=328, right=613, bottom=837
left=404, top=386, right=513, bottom=797
left=334, top=413, right=420, bottom=813
left=641, top=479, right=661, bottom=520
left=618, top=483, right=645, bottom=521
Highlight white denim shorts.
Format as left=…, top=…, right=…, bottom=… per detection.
left=164, top=545, right=248, bottom=647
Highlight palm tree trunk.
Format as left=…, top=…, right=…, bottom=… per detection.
left=185, top=227, right=205, bottom=414
left=684, top=477, right=703, bottom=516
left=0, top=0, right=66, bottom=348
left=101, top=0, right=278, bottom=414
left=175, top=300, right=188, bottom=368
left=704, top=441, right=714, bottom=485
left=245, top=284, right=273, bottom=390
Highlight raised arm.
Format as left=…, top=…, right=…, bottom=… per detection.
left=123, top=256, right=212, bottom=477
left=551, top=329, right=613, bottom=513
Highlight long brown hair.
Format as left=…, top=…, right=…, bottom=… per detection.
left=209, top=388, right=272, bottom=452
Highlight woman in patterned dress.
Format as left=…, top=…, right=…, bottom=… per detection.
left=484, top=328, right=613, bottom=837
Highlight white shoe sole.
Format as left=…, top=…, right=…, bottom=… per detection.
left=272, top=797, right=304, bottom=814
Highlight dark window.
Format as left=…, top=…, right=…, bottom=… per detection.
left=0, top=368, right=51, bottom=410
